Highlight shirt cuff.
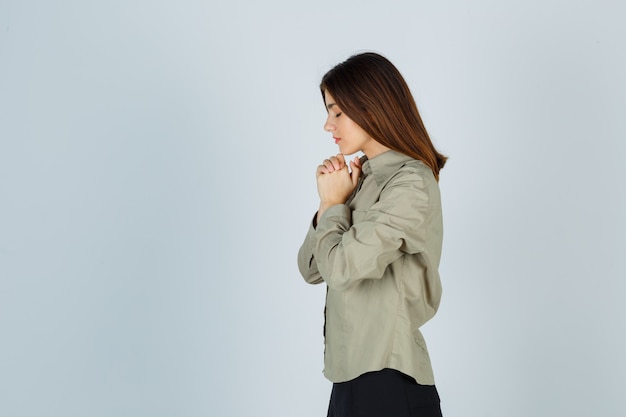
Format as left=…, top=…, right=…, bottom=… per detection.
left=317, top=204, right=352, bottom=229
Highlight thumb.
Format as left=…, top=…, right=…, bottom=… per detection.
left=350, top=157, right=362, bottom=187
left=336, top=153, right=346, bottom=169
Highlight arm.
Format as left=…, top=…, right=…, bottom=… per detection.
left=297, top=154, right=362, bottom=285
left=313, top=170, right=432, bottom=291
left=297, top=217, right=325, bottom=284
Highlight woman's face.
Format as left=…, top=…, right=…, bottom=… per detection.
left=323, top=90, right=379, bottom=157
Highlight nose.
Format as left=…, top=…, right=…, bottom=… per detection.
left=324, top=115, right=334, bottom=132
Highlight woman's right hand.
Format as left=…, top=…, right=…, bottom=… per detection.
left=316, top=154, right=362, bottom=220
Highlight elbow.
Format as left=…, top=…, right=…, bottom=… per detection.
left=303, top=272, right=324, bottom=285
left=298, top=259, right=324, bottom=285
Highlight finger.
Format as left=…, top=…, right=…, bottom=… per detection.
left=317, top=165, right=329, bottom=176
left=328, top=155, right=343, bottom=171
left=335, top=154, right=346, bottom=170
left=350, top=160, right=362, bottom=187
left=322, top=159, right=336, bottom=173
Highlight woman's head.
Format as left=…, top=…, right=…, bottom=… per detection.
left=320, top=52, right=446, bottom=180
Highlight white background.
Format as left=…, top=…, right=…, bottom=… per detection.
left=1, top=1, right=625, bottom=416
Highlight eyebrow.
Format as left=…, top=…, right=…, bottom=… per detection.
left=326, top=102, right=337, bottom=111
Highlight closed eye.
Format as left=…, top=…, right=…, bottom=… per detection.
left=335, top=112, right=342, bottom=118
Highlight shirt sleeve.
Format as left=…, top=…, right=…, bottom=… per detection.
left=297, top=214, right=325, bottom=285
left=313, top=171, right=431, bottom=291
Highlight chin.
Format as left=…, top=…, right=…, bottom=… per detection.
left=339, top=146, right=357, bottom=155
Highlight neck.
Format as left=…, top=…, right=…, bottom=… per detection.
left=363, top=142, right=391, bottom=159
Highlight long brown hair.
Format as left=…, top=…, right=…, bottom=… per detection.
left=320, top=52, right=447, bottom=180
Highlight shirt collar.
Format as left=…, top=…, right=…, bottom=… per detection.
left=360, top=150, right=416, bottom=186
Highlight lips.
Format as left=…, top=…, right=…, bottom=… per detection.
left=334, top=137, right=341, bottom=144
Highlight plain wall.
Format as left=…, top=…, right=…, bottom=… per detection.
left=1, top=1, right=625, bottom=416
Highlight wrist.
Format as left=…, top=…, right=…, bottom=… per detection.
left=316, top=201, right=338, bottom=222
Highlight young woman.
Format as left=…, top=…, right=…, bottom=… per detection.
left=297, top=52, right=447, bottom=417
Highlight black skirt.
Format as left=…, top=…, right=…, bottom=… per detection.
left=327, top=368, right=443, bottom=417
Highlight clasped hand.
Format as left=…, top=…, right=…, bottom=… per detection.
left=316, top=154, right=362, bottom=220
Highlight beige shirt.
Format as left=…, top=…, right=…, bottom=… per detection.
left=297, top=150, right=443, bottom=384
